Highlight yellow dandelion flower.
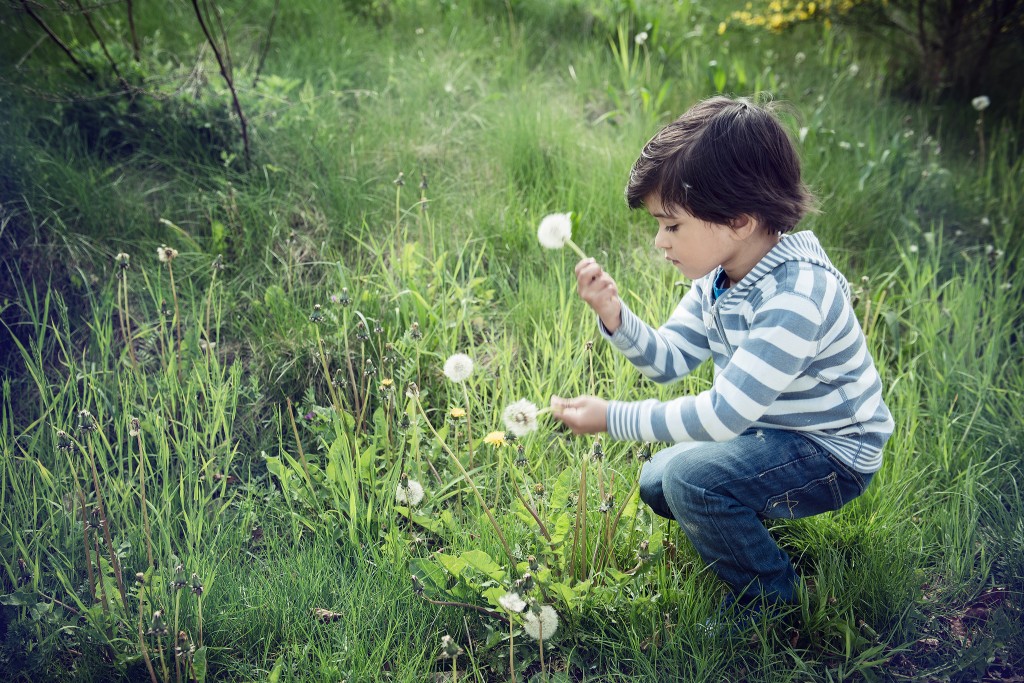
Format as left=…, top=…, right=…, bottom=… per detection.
left=483, top=431, right=507, bottom=447
left=449, top=407, right=466, bottom=419
left=718, top=21, right=727, bottom=34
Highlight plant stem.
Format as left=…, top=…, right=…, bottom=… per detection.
left=509, top=617, right=516, bottom=683
left=412, top=395, right=516, bottom=567
left=285, top=397, right=315, bottom=494
left=565, top=238, right=588, bottom=260
left=135, top=431, right=154, bottom=569
left=86, top=439, right=128, bottom=610
left=461, top=384, right=475, bottom=468
left=314, top=327, right=341, bottom=415
left=167, top=262, right=181, bottom=363
left=138, top=585, right=159, bottom=683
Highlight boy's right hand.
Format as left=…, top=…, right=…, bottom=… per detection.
left=575, top=258, right=622, bottom=334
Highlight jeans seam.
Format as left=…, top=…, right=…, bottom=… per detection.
left=823, top=451, right=867, bottom=493
left=700, top=486, right=746, bottom=578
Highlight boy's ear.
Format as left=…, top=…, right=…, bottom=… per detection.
left=728, top=214, right=760, bottom=239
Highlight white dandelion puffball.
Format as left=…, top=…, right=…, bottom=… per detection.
left=503, top=399, right=539, bottom=437
left=523, top=605, right=559, bottom=640
left=157, top=245, right=179, bottom=263
left=443, top=354, right=474, bottom=383
left=499, top=592, right=527, bottom=613
left=395, top=479, right=425, bottom=506
left=537, top=213, right=573, bottom=250
left=971, top=96, right=990, bottom=112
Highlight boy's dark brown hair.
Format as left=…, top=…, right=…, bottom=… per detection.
left=625, top=96, right=815, bottom=233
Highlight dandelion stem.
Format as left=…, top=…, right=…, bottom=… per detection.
left=539, top=625, right=546, bottom=680
left=167, top=261, right=181, bottom=363
left=511, top=466, right=552, bottom=545
left=314, top=327, right=342, bottom=415
left=204, top=266, right=218, bottom=344
left=77, top=486, right=96, bottom=604
left=137, top=583, right=159, bottom=683
left=86, top=438, right=128, bottom=611
left=565, top=238, right=587, bottom=260
left=571, top=457, right=589, bottom=580
left=461, top=384, right=475, bottom=468
left=285, top=398, right=315, bottom=495
left=93, top=532, right=110, bottom=625
left=135, top=430, right=154, bottom=570
left=412, top=395, right=516, bottom=567
left=509, top=617, right=516, bottom=683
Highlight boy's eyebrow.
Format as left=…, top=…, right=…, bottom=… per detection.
left=648, top=211, right=674, bottom=219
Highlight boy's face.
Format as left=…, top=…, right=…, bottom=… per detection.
left=645, top=193, right=743, bottom=281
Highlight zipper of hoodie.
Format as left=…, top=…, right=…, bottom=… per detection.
left=710, top=272, right=735, bottom=358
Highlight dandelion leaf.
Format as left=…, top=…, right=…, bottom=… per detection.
left=549, top=467, right=576, bottom=510
left=410, top=558, right=448, bottom=596
left=461, top=549, right=507, bottom=583
left=549, top=512, right=572, bottom=548
left=193, top=646, right=208, bottom=683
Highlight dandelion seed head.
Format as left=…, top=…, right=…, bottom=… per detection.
left=443, top=353, right=474, bottom=383
left=502, top=399, right=539, bottom=437
left=157, top=245, right=178, bottom=263
left=537, top=213, right=573, bottom=250
left=395, top=479, right=425, bottom=506
left=440, top=635, right=463, bottom=659
left=499, top=591, right=526, bottom=613
left=971, top=96, right=990, bottom=112
left=848, top=63, right=860, bottom=77
left=634, top=31, right=648, bottom=46
left=523, top=605, right=559, bottom=640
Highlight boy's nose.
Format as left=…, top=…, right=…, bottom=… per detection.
left=653, top=228, right=669, bottom=250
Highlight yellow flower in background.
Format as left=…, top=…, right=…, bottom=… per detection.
left=718, top=21, right=727, bottom=34
left=483, top=431, right=507, bottom=447
left=449, top=407, right=466, bottom=419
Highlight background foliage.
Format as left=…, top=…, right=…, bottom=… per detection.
left=0, top=0, right=1021, bottom=681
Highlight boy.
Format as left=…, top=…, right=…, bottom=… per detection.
left=551, top=96, right=893, bottom=616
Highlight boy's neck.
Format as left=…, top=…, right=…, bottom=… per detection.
left=721, top=230, right=783, bottom=285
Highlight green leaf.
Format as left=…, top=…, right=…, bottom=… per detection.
left=549, top=467, right=576, bottom=510
left=549, top=512, right=572, bottom=547
left=435, top=552, right=468, bottom=579
left=268, top=654, right=285, bottom=683
left=410, top=558, right=448, bottom=596
left=193, top=646, right=208, bottom=683
left=461, top=550, right=507, bottom=583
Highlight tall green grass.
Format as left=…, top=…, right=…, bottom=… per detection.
left=1, top=0, right=1021, bottom=680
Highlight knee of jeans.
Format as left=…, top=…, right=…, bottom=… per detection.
left=662, top=456, right=706, bottom=508
left=638, top=468, right=662, bottom=508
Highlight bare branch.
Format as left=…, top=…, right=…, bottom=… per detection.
left=189, top=0, right=251, bottom=166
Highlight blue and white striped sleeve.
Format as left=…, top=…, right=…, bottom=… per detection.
left=600, top=285, right=712, bottom=384
left=606, top=290, right=826, bottom=443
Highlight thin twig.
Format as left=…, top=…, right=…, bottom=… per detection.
left=125, top=0, right=140, bottom=61
left=19, top=0, right=94, bottom=81
left=253, top=0, right=280, bottom=86
left=189, top=0, right=250, bottom=165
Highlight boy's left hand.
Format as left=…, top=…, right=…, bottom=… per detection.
left=550, top=395, right=608, bottom=435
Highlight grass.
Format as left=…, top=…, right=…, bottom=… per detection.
left=0, top=0, right=1022, bottom=681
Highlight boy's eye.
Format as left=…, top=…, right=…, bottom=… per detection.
left=664, top=224, right=679, bottom=233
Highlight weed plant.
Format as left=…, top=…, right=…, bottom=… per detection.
left=0, top=0, right=1021, bottom=681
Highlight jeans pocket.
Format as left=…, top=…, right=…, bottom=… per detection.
left=761, top=472, right=843, bottom=520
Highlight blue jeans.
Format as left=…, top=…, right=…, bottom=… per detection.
left=639, top=429, right=873, bottom=605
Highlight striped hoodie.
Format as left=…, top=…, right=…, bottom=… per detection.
left=603, top=231, right=893, bottom=473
